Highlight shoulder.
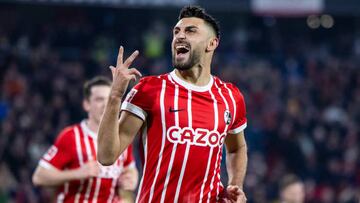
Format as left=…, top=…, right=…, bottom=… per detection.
left=55, top=124, right=78, bottom=143
left=133, top=74, right=169, bottom=93
left=138, top=75, right=165, bottom=85
left=214, top=77, right=245, bottom=100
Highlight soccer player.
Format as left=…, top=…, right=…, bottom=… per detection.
left=32, top=76, right=138, bottom=203
left=98, top=5, right=248, bottom=203
left=279, top=175, right=305, bottom=203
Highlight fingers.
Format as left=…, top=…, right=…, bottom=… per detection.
left=116, top=46, right=124, bottom=68
left=238, top=190, right=247, bottom=203
left=109, top=65, right=116, bottom=76
left=124, top=50, right=139, bottom=67
left=109, top=66, right=141, bottom=80
left=118, top=175, right=137, bottom=190
left=119, top=173, right=134, bottom=180
left=128, top=68, right=142, bottom=78
left=222, top=199, right=230, bottom=203
left=83, top=161, right=100, bottom=178
left=229, top=186, right=241, bottom=196
left=116, top=46, right=139, bottom=68
left=227, top=185, right=245, bottom=202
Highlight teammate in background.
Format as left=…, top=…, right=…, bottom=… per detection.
left=32, top=76, right=138, bottom=203
left=279, top=175, right=305, bottom=203
left=98, top=5, right=248, bottom=203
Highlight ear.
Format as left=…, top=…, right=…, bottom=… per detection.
left=83, top=99, right=90, bottom=112
left=206, top=37, right=219, bottom=52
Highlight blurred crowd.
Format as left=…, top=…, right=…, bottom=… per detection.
left=0, top=4, right=360, bottom=203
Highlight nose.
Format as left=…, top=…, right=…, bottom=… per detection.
left=175, top=30, right=186, bottom=40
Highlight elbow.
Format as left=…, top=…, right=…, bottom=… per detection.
left=97, top=154, right=116, bottom=166
left=97, top=143, right=122, bottom=166
left=98, top=159, right=115, bottom=166
left=32, top=172, right=43, bottom=186
left=227, top=143, right=247, bottom=154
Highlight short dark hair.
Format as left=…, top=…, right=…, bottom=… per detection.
left=178, top=5, right=220, bottom=39
left=83, top=76, right=111, bottom=100
left=279, top=174, right=302, bottom=192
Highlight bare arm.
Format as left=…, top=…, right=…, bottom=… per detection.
left=225, top=130, right=248, bottom=188
left=97, top=46, right=143, bottom=166
left=32, top=161, right=99, bottom=187
left=224, top=131, right=248, bottom=202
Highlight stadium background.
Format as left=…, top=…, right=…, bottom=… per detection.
left=1, top=0, right=360, bottom=202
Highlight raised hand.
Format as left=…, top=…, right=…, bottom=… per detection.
left=109, top=46, right=142, bottom=98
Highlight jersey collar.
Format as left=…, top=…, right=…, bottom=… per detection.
left=170, top=70, right=214, bottom=92
left=80, top=120, right=97, bottom=139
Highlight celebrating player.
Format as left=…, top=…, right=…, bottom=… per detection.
left=98, top=5, right=248, bottom=203
left=32, top=76, right=138, bottom=203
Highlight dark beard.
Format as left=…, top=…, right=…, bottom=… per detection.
left=172, top=50, right=200, bottom=71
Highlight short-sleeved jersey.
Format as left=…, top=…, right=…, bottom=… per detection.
left=39, top=121, right=135, bottom=203
left=121, top=70, right=247, bottom=203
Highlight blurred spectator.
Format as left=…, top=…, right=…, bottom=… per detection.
left=278, top=174, right=305, bottom=203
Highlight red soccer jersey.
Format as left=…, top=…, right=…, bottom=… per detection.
left=121, top=70, right=247, bottom=203
left=39, top=121, right=135, bottom=203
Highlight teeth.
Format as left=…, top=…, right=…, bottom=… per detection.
left=175, top=45, right=189, bottom=50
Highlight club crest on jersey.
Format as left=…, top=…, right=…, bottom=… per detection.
left=224, top=110, right=232, bottom=125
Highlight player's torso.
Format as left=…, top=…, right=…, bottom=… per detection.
left=60, top=123, right=127, bottom=203
left=67, top=123, right=127, bottom=178
left=138, top=73, right=236, bottom=202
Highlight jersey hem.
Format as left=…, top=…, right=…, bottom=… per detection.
left=39, top=159, right=59, bottom=170
left=121, top=102, right=147, bottom=121
left=228, top=122, right=247, bottom=134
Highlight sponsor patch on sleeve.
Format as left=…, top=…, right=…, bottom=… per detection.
left=125, top=89, right=138, bottom=103
left=43, top=145, right=58, bottom=161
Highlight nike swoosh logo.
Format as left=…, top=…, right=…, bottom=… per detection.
left=169, top=107, right=185, bottom=112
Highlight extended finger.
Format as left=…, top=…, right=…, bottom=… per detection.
left=128, top=68, right=142, bottom=78
left=109, top=65, right=116, bottom=75
left=124, top=50, right=139, bottom=67
left=129, top=75, right=137, bottom=82
left=116, top=46, right=124, bottom=68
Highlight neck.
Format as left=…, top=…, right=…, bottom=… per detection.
left=86, top=118, right=99, bottom=133
left=175, top=58, right=212, bottom=86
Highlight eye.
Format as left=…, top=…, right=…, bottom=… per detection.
left=185, top=28, right=196, bottom=34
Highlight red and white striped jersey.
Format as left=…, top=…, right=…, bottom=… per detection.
left=121, top=70, right=247, bottom=203
left=39, top=121, right=135, bottom=203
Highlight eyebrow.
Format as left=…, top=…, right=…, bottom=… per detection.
left=173, top=25, right=199, bottom=31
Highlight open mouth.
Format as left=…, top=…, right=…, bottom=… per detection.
left=175, top=44, right=190, bottom=57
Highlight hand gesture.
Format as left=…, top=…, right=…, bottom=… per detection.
left=109, top=46, right=142, bottom=98
left=77, top=160, right=100, bottom=180
left=118, top=167, right=139, bottom=191
left=222, top=185, right=247, bottom=203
